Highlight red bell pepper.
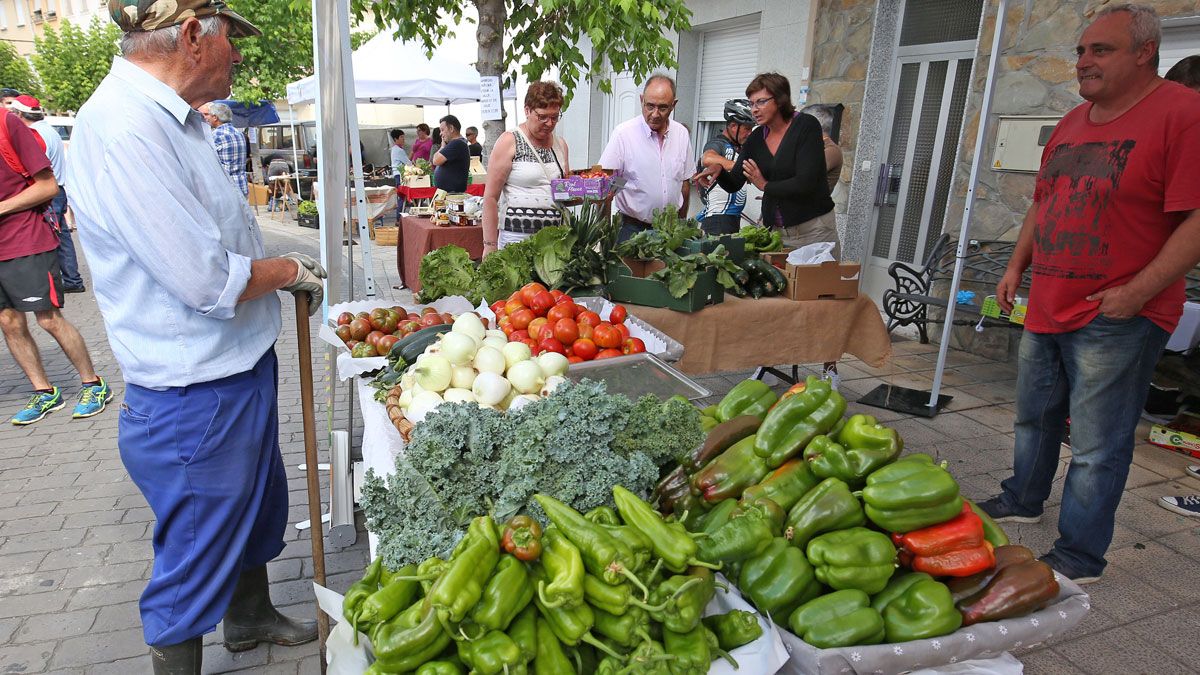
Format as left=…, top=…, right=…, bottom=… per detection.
left=910, top=541, right=995, bottom=577
left=893, top=503, right=995, bottom=577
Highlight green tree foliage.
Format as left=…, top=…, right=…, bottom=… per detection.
left=31, top=18, right=119, bottom=112
left=227, top=0, right=314, bottom=103
left=0, top=42, right=41, bottom=99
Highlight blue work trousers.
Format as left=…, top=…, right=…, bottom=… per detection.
left=998, top=315, right=1169, bottom=577
left=51, top=187, right=83, bottom=288
left=119, top=349, right=288, bottom=646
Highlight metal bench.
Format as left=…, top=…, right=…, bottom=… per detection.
left=883, top=233, right=1200, bottom=344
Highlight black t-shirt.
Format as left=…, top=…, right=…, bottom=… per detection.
left=433, top=137, right=471, bottom=192
left=468, top=141, right=483, bottom=157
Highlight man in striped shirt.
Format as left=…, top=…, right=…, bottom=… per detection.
left=200, top=101, right=248, bottom=195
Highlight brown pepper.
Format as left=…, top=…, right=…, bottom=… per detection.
left=958, top=559, right=1059, bottom=626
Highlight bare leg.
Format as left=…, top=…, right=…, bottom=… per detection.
left=34, top=309, right=97, bottom=382
left=0, top=308, right=52, bottom=390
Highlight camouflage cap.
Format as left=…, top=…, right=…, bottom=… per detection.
left=109, top=0, right=261, bottom=38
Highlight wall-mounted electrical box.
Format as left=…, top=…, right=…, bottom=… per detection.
left=992, top=115, right=1063, bottom=173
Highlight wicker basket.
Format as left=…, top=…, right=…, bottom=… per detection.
left=384, top=385, right=415, bottom=441
left=374, top=226, right=399, bottom=246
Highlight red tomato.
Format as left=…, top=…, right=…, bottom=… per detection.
left=622, top=337, right=646, bottom=355
left=348, top=318, right=371, bottom=341
left=407, top=312, right=421, bottom=321
left=528, top=317, right=549, bottom=341
left=571, top=338, right=598, bottom=361
left=366, top=330, right=385, bottom=347
left=522, top=338, right=539, bottom=354
left=615, top=323, right=630, bottom=340
left=336, top=312, right=354, bottom=326
left=400, top=320, right=421, bottom=334
left=547, top=302, right=576, bottom=324
left=500, top=323, right=516, bottom=337
left=553, top=318, right=579, bottom=345
left=577, top=322, right=594, bottom=341
left=529, top=290, right=555, bottom=317
left=505, top=299, right=527, bottom=316
left=378, top=335, right=400, bottom=353
left=421, top=306, right=438, bottom=314
left=490, top=300, right=506, bottom=318
left=334, top=325, right=352, bottom=343
left=550, top=289, right=565, bottom=301
left=567, top=355, right=584, bottom=364
left=538, top=337, right=566, bottom=355
left=609, top=304, right=627, bottom=324
left=441, top=313, right=455, bottom=325
left=593, top=323, right=622, bottom=349
left=577, top=310, right=602, bottom=327
left=596, top=348, right=624, bottom=359
left=510, top=308, right=535, bottom=331
left=421, top=313, right=445, bottom=327
left=509, top=329, right=530, bottom=343
left=520, top=282, right=549, bottom=307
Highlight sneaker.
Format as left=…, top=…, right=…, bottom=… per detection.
left=11, top=388, right=65, bottom=425
left=975, top=496, right=1042, bottom=524
left=1186, top=465, right=1200, bottom=480
left=72, top=378, right=113, bottom=419
left=1038, top=552, right=1101, bottom=585
left=1158, top=494, right=1200, bottom=518
left=62, top=285, right=86, bottom=294
left=822, top=367, right=841, bottom=392
left=1142, top=383, right=1183, bottom=423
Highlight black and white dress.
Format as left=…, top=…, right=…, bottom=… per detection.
left=498, top=128, right=565, bottom=249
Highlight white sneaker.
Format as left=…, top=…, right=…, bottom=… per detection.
left=1186, top=465, right=1200, bottom=480
left=822, top=367, right=840, bottom=392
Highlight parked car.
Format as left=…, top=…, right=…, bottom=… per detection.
left=46, top=115, right=75, bottom=150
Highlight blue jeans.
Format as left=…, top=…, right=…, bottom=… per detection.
left=999, top=315, right=1169, bottom=576
left=120, top=349, right=288, bottom=645
left=51, top=187, right=83, bottom=288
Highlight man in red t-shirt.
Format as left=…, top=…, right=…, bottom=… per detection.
left=978, top=5, right=1200, bottom=584
left=0, top=108, right=109, bottom=425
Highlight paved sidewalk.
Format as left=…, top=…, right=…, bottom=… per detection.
left=2, top=211, right=1198, bottom=673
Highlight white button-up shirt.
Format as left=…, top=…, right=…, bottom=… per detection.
left=599, top=117, right=692, bottom=223
left=65, top=57, right=281, bottom=389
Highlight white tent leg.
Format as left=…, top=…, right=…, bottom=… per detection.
left=928, top=0, right=1010, bottom=410
left=340, top=0, right=376, bottom=298
left=288, top=102, right=303, bottom=198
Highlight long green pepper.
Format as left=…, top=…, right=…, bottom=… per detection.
left=648, top=567, right=716, bottom=633
left=465, top=554, right=535, bottom=636
left=536, top=527, right=586, bottom=609
left=533, top=617, right=576, bottom=675
left=583, top=574, right=666, bottom=616
left=662, top=625, right=711, bottom=675
left=343, top=557, right=383, bottom=644
left=429, top=515, right=501, bottom=623
left=536, top=494, right=648, bottom=593
left=612, top=485, right=719, bottom=573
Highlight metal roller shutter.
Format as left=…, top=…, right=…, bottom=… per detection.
left=696, top=19, right=761, bottom=122
left=1160, top=22, right=1200, bottom=75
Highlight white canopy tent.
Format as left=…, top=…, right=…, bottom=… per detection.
left=286, top=31, right=487, bottom=106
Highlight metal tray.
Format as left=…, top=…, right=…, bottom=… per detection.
left=573, top=296, right=685, bottom=363
left=567, top=352, right=710, bottom=401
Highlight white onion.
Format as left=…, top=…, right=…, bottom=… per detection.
left=482, top=336, right=508, bottom=351
left=406, top=390, right=444, bottom=423
left=452, top=313, right=487, bottom=342
left=536, top=352, right=570, bottom=377
left=541, top=375, right=567, bottom=398
left=508, top=394, right=540, bottom=411
left=450, top=365, right=477, bottom=389
left=506, top=360, right=545, bottom=395
left=472, top=371, right=511, bottom=406
left=439, top=331, right=478, bottom=366
left=413, top=355, right=452, bottom=392
left=443, top=388, right=477, bottom=404
left=502, top=342, right=532, bottom=370
left=484, top=329, right=507, bottom=341
left=473, top=346, right=507, bottom=375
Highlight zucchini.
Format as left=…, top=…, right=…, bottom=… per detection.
left=728, top=283, right=748, bottom=298
left=732, top=265, right=751, bottom=287
left=760, top=276, right=777, bottom=296
left=392, top=324, right=453, bottom=363
left=748, top=283, right=766, bottom=299
left=760, top=260, right=788, bottom=292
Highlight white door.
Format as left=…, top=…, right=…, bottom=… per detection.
left=862, top=0, right=985, bottom=299
left=599, top=73, right=640, bottom=157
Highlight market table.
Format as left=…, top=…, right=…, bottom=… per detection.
left=397, top=215, right=484, bottom=292
left=630, top=295, right=892, bottom=375
left=395, top=183, right=485, bottom=207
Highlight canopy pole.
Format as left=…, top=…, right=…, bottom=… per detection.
left=289, top=102, right=303, bottom=198
left=928, top=0, right=1010, bottom=409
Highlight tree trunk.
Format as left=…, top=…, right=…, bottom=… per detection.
left=474, top=0, right=507, bottom=158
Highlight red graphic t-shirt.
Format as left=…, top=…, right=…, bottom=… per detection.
left=0, top=111, right=55, bottom=262
left=1027, top=81, right=1200, bottom=334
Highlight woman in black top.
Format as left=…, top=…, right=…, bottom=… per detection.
left=696, top=72, right=839, bottom=257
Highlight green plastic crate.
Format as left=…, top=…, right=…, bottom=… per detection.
left=678, top=235, right=746, bottom=265
left=605, top=261, right=724, bottom=312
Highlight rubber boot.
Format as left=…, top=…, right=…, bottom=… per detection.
left=221, top=565, right=318, bottom=652
left=149, top=637, right=202, bottom=675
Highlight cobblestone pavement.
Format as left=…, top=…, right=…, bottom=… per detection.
left=2, top=210, right=1199, bottom=673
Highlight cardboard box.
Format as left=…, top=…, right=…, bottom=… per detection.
left=1149, top=422, right=1200, bottom=459
left=606, top=259, right=722, bottom=312
left=248, top=183, right=269, bottom=206
left=550, top=169, right=622, bottom=201
left=760, top=253, right=861, bottom=301
left=404, top=175, right=431, bottom=189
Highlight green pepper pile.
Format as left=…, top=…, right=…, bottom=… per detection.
left=649, top=375, right=1058, bottom=650
left=347, top=487, right=766, bottom=674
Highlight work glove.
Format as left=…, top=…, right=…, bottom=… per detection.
left=280, top=252, right=327, bottom=315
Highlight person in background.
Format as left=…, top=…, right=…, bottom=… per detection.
left=801, top=104, right=844, bottom=193
left=1155, top=52, right=1200, bottom=518
left=0, top=96, right=108, bottom=425
left=696, top=98, right=754, bottom=235
left=431, top=126, right=443, bottom=158
left=432, top=114, right=470, bottom=193
left=976, top=6, right=1200, bottom=583
left=11, top=94, right=85, bottom=293
left=466, top=126, right=484, bottom=159
left=390, top=129, right=411, bottom=223
left=66, top=3, right=327, bottom=671
left=199, top=101, right=248, bottom=196
left=695, top=72, right=837, bottom=257
left=411, top=123, right=433, bottom=162
left=599, top=74, right=692, bottom=242
left=482, top=81, right=569, bottom=255
left=0, top=88, right=18, bottom=107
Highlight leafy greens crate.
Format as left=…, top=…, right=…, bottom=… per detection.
left=605, top=260, right=724, bottom=312
left=679, top=235, right=746, bottom=265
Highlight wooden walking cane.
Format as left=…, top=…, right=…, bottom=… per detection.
left=294, top=292, right=330, bottom=666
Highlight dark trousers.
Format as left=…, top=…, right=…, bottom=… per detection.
left=51, top=187, right=82, bottom=289
left=618, top=215, right=651, bottom=243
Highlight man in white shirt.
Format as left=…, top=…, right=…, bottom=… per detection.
left=390, top=129, right=411, bottom=221
left=66, top=2, right=326, bottom=672
left=598, top=74, right=692, bottom=241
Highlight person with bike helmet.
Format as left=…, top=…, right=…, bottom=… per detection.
left=696, top=99, right=755, bottom=235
